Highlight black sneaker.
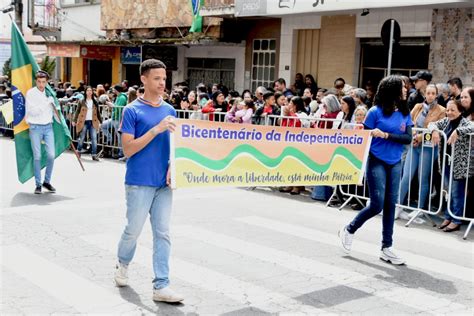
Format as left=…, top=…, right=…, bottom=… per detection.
left=34, top=186, right=42, bottom=194
left=92, top=155, right=100, bottom=161
left=42, top=182, right=56, bottom=193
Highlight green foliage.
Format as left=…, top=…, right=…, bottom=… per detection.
left=40, top=56, right=56, bottom=77
left=2, top=57, right=11, bottom=79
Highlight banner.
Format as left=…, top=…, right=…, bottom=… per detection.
left=171, top=120, right=372, bottom=188
left=121, top=47, right=141, bottom=64
left=234, top=0, right=470, bottom=17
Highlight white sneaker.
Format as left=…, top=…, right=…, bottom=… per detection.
left=394, top=206, right=404, bottom=219
left=380, top=247, right=406, bottom=265
left=114, top=262, right=128, bottom=287
left=153, top=287, right=184, bottom=303
left=338, top=226, right=353, bottom=254
left=398, top=211, right=410, bottom=221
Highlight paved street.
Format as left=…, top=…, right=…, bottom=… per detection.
left=1, top=136, right=473, bottom=315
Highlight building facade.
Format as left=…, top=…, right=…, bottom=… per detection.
left=202, top=0, right=473, bottom=91
left=40, top=0, right=473, bottom=92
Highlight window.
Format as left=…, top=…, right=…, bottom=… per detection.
left=359, top=38, right=430, bottom=88
left=251, top=39, right=276, bottom=92
left=187, top=58, right=235, bottom=90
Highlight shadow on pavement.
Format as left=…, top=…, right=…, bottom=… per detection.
left=344, top=256, right=457, bottom=294
left=9, top=192, right=74, bottom=208
left=118, top=286, right=186, bottom=315
left=295, top=284, right=372, bottom=308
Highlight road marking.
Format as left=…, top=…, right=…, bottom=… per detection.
left=236, top=216, right=473, bottom=282
left=80, top=233, right=332, bottom=315
left=243, top=189, right=470, bottom=253
left=174, top=225, right=469, bottom=313
left=0, top=244, right=133, bottom=314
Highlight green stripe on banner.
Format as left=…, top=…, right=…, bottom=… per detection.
left=176, top=145, right=363, bottom=173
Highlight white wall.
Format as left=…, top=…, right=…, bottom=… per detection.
left=60, top=4, right=105, bottom=41
left=175, top=45, right=246, bottom=93
left=279, top=14, right=321, bottom=85
left=356, top=8, right=432, bottom=38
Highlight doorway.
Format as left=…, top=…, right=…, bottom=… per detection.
left=88, top=59, right=112, bottom=87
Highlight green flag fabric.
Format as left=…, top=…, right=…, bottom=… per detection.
left=189, top=0, right=204, bottom=33
left=11, top=22, right=72, bottom=183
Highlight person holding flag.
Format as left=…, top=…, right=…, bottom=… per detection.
left=25, top=70, right=57, bottom=194
left=10, top=20, right=77, bottom=192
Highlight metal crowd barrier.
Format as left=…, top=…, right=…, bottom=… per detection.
left=446, top=133, right=474, bottom=239
left=399, top=128, right=447, bottom=227
left=325, top=123, right=365, bottom=208
left=0, top=98, right=13, bottom=133
left=264, top=114, right=344, bottom=129
left=336, top=129, right=446, bottom=213
left=61, top=101, right=123, bottom=158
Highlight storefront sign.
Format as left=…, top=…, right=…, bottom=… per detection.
left=121, top=47, right=141, bottom=64
left=235, top=0, right=471, bottom=17
left=171, top=120, right=372, bottom=188
left=141, top=45, right=177, bottom=70
left=47, top=44, right=80, bottom=57
left=80, top=45, right=116, bottom=60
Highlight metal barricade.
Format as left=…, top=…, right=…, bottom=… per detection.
left=336, top=128, right=448, bottom=224
left=264, top=114, right=343, bottom=129
left=175, top=109, right=200, bottom=120
left=326, top=123, right=366, bottom=209
left=398, top=128, right=447, bottom=227
left=446, top=132, right=474, bottom=239
left=0, top=98, right=14, bottom=134
left=65, top=101, right=123, bottom=158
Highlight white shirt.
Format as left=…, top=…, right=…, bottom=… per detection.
left=333, top=111, right=344, bottom=129
left=25, top=87, right=54, bottom=125
left=296, top=112, right=311, bottom=128
left=85, top=99, right=93, bottom=121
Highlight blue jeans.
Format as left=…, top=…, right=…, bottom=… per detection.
left=117, top=185, right=173, bottom=289
left=101, top=119, right=122, bottom=156
left=77, top=120, right=97, bottom=155
left=347, top=155, right=402, bottom=249
left=399, top=145, right=438, bottom=209
left=444, top=166, right=466, bottom=225
left=29, top=123, right=55, bottom=187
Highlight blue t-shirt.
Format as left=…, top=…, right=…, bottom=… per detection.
left=364, top=106, right=413, bottom=165
left=120, top=99, right=177, bottom=187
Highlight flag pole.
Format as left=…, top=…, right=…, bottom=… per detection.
left=51, top=105, right=85, bottom=171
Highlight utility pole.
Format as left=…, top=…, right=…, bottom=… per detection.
left=13, top=0, right=23, bottom=34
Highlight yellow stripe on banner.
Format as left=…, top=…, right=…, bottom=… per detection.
left=12, top=64, right=33, bottom=96
left=14, top=119, right=29, bottom=135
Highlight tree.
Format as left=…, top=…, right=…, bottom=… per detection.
left=2, top=57, right=11, bottom=79
left=40, top=56, right=56, bottom=77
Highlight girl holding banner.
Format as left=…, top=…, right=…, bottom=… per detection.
left=339, top=75, right=413, bottom=265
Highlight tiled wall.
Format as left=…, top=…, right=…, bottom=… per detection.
left=429, top=8, right=473, bottom=86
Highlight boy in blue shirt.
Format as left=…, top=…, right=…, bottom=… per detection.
left=114, top=59, right=183, bottom=303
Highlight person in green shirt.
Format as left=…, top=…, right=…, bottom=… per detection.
left=101, top=84, right=128, bottom=158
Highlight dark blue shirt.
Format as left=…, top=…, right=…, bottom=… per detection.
left=120, top=99, right=176, bottom=187
left=364, top=106, right=413, bottom=165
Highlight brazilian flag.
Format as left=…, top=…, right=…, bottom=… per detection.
left=189, top=0, right=204, bottom=33
left=11, top=22, right=71, bottom=183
